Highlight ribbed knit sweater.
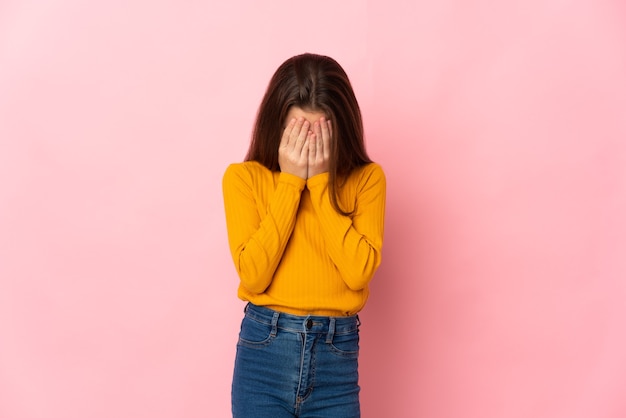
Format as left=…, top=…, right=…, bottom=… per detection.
left=222, top=161, right=386, bottom=316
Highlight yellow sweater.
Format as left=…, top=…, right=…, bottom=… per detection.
left=222, top=161, right=385, bottom=316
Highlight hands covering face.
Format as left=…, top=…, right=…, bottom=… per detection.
left=278, top=117, right=332, bottom=180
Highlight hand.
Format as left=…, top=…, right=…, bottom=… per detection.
left=278, top=117, right=311, bottom=179
left=307, top=117, right=331, bottom=178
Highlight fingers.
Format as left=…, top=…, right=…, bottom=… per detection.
left=319, top=117, right=331, bottom=161
left=307, top=117, right=331, bottom=178
left=312, top=120, right=323, bottom=162
left=278, top=117, right=311, bottom=179
left=280, top=115, right=332, bottom=179
left=308, top=129, right=317, bottom=167
left=282, top=118, right=309, bottom=150
left=294, top=119, right=310, bottom=154
left=281, top=117, right=308, bottom=144
left=280, top=118, right=297, bottom=148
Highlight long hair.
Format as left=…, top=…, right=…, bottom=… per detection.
left=245, top=53, right=371, bottom=215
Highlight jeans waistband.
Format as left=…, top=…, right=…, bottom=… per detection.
left=244, top=303, right=360, bottom=335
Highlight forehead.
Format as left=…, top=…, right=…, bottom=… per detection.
left=285, top=106, right=327, bottom=123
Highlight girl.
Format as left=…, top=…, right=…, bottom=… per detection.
left=223, top=53, right=386, bottom=418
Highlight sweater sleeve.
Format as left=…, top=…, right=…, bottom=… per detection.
left=222, top=164, right=305, bottom=294
left=306, top=163, right=386, bottom=290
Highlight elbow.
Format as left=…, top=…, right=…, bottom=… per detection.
left=237, top=266, right=272, bottom=295
left=240, top=279, right=270, bottom=295
left=342, top=254, right=382, bottom=291
left=233, top=247, right=273, bottom=294
left=341, top=238, right=383, bottom=290
left=343, top=274, right=372, bottom=291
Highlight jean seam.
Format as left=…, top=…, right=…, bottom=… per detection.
left=237, top=317, right=276, bottom=348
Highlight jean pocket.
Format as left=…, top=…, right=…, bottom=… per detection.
left=237, top=316, right=275, bottom=348
left=329, top=331, right=359, bottom=358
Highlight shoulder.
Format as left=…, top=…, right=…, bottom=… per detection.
left=223, top=161, right=273, bottom=185
left=350, top=162, right=386, bottom=187
left=338, top=163, right=386, bottom=199
left=358, top=162, right=385, bottom=177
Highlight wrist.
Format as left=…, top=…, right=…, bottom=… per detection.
left=306, top=171, right=329, bottom=185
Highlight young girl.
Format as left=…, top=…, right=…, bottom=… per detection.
left=223, top=53, right=386, bottom=418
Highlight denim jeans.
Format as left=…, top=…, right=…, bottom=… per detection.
left=232, top=303, right=361, bottom=418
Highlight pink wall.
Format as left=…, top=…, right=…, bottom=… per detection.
left=1, top=1, right=625, bottom=417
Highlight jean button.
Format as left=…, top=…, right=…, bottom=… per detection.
left=306, top=319, right=313, bottom=329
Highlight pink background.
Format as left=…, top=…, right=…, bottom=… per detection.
left=1, top=1, right=625, bottom=417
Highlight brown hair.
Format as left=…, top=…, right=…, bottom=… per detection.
left=245, top=53, right=372, bottom=215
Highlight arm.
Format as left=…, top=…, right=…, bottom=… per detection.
left=222, top=164, right=305, bottom=294
left=223, top=118, right=311, bottom=293
left=306, top=164, right=386, bottom=290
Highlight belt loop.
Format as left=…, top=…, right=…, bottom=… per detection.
left=326, top=317, right=336, bottom=343
left=270, top=311, right=279, bottom=337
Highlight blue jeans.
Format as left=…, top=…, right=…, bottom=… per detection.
left=232, top=303, right=361, bottom=418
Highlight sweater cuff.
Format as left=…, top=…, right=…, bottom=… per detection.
left=306, top=172, right=329, bottom=189
left=279, top=172, right=307, bottom=190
